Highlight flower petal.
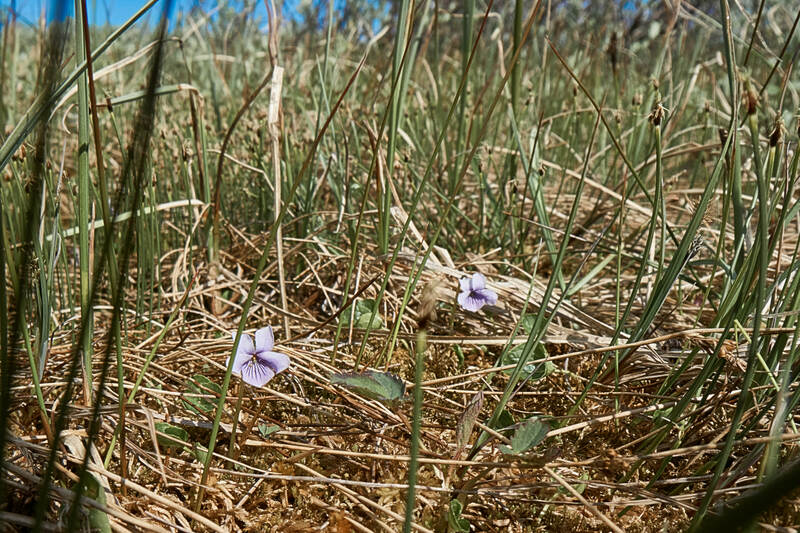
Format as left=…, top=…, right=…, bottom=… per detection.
left=240, top=358, right=276, bottom=388
left=459, top=276, right=472, bottom=292
left=258, top=351, right=290, bottom=375
left=255, top=326, right=275, bottom=352
left=471, top=272, right=486, bottom=290
left=475, top=288, right=498, bottom=306
left=458, top=291, right=485, bottom=312
left=230, top=332, right=255, bottom=373
left=231, top=330, right=255, bottom=355
left=457, top=291, right=470, bottom=310
left=231, top=351, right=252, bottom=375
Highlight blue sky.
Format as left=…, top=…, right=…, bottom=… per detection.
left=2, top=0, right=276, bottom=27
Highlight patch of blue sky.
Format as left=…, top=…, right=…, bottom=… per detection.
left=1, top=0, right=388, bottom=30
left=3, top=0, right=243, bottom=28
left=2, top=0, right=388, bottom=37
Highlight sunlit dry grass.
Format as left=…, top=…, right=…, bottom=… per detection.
left=3, top=1, right=800, bottom=531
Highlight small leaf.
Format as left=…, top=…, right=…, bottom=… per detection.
left=446, top=499, right=471, bottom=532
left=330, top=370, right=406, bottom=403
left=183, top=374, right=222, bottom=414
left=340, top=299, right=384, bottom=329
left=258, top=423, right=281, bottom=438
left=499, top=418, right=549, bottom=455
left=191, top=442, right=209, bottom=463
left=518, top=314, right=536, bottom=334
left=454, top=345, right=465, bottom=367
left=354, top=311, right=383, bottom=329
left=455, top=391, right=483, bottom=450
left=557, top=471, right=588, bottom=495
left=499, top=342, right=555, bottom=381
left=154, top=422, right=189, bottom=449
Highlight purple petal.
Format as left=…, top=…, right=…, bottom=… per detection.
left=471, top=272, right=486, bottom=290
left=231, top=331, right=255, bottom=355
left=459, top=277, right=472, bottom=292
left=458, top=292, right=485, bottom=312
left=239, top=358, right=276, bottom=388
left=257, top=351, right=290, bottom=375
left=475, top=288, right=498, bottom=306
left=255, top=326, right=275, bottom=352
left=231, top=348, right=253, bottom=374
left=230, top=332, right=255, bottom=373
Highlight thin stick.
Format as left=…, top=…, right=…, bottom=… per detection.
left=543, top=466, right=625, bottom=533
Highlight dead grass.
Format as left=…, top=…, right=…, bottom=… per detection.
left=6, top=217, right=800, bottom=532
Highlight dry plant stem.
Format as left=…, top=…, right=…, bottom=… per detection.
left=88, top=464, right=226, bottom=533
left=543, top=466, right=625, bottom=533
left=269, top=66, right=290, bottom=338
left=295, top=462, right=434, bottom=533
left=288, top=273, right=380, bottom=343
left=757, top=7, right=800, bottom=98
left=5, top=460, right=168, bottom=533
left=403, top=328, right=426, bottom=533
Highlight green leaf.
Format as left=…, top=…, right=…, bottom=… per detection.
left=191, top=442, right=209, bottom=463
left=499, top=342, right=555, bottom=381
left=258, top=423, right=281, bottom=438
left=651, top=407, right=673, bottom=423
left=340, top=299, right=384, bottom=329
left=446, top=499, right=471, bottom=532
left=183, top=374, right=222, bottom=414
left=496, top=409, right=515, bottom=430
left=154, top=422, right=189, bottom=449
left=557, top=471, right=588, bottom=495
left=354, top=311, right=383, bottom=329
left=499, top=418, right=549, bottom=455
left=330, top=370, right=406, bottom=403
left=84, top=475, right=112, bottom=533
left=518, top=313, right=536, bottom=334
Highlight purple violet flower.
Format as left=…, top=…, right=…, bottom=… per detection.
left=228, top=326, right=290, bottom=388
left=458, top=272, right=498, bottom=312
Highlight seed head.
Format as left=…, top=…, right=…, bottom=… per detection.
left=743, top=86, right=758, bottom=116
left=769, top=115, right=784, bottom=147
left=649, top=101, right=666, bottom=127
left=417, top=278, right=444, bottom=330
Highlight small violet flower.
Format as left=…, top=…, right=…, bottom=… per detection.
left=458, top=272, right=498, bottom=312
left=229, top=326, right=290, bottom=388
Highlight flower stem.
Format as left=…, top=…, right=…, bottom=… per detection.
left=228, top=383, right=244, bottom=459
